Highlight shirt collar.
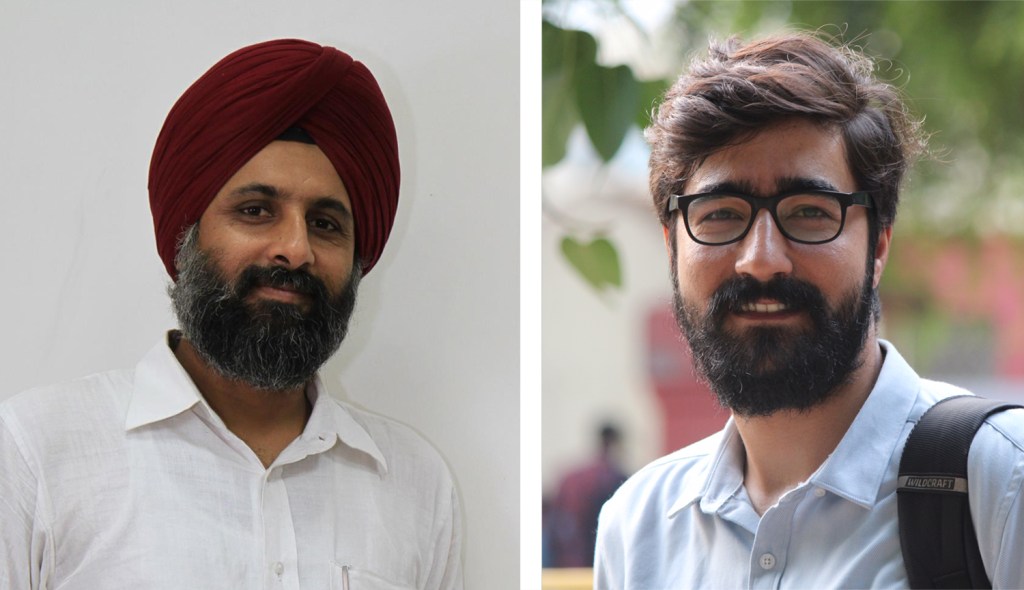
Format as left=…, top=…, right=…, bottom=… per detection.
left=124, top=333, right=203, bottom=430
left=125, top=333, right=388, bottom=474
left=809, top=339, right=919, bottom=508
left=303, top=375, right=389, bottom=474
left=666, top=339, right=921, bottom=516
left=666, top=423, right=744, bottom=517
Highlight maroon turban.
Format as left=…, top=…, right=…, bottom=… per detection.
left=149, top=39, right=400, bottom=279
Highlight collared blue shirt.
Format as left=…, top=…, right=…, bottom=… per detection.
left=595, top=341, right=1024, bottom=589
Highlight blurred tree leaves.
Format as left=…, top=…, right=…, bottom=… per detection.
left=543, top=19, right=637, bottom=290
left=541, top=21, right=581, bottom=167
left=542, top=21, right=641, bottom=166
left=560, top=236, right=623, bottom=291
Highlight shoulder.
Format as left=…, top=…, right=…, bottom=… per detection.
left=979, top=407, right=1024, bottom=453
left=961, top=402, right=1024, bottom=583
left=2, top=370, right=133, bottom=416
left=909, top=381, right=1024, bottom=498
left=621, top=430, right=721, bottom=493
left=968, top=404, right=1024, bottom=487
left=601, top=430, right=724, bottom=527
left=913, top=378, right=977, bottom=415
left=1, top=370, right=133, bottom=455
left=327, top=398, right=456, bottom=489
left=596, top=429, right=727, bottom=582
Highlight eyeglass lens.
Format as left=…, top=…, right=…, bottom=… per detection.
left=687, top=193, right=845, bottom=244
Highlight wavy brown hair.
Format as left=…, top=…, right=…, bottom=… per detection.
left=648, top=32, right=926, bottom=231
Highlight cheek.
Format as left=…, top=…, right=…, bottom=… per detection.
left=314, top=247, right=356, bottom=285
left=196, top=231, right=253, bottom=278
left=674, top=238, right=733, bottom=295
left=790, top=241, right=868, bottom=296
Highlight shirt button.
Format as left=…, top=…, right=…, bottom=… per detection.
left=814, top=488, right=826, bottom=498
left=273, top=562, right=284, bottom=577
left=759, top=553, right=777, bottom=570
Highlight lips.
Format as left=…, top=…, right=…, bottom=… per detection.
left=250, top=279, right=311, bottom=297
left=251, top=285, right=311, bottom=303
left=260, top=284, right=306, bottom=295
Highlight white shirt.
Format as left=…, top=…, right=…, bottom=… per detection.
left=595, top=341, right=1024, bottom=589
left=0, top=335, right=463, bottom=590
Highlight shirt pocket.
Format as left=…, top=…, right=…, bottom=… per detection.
left=330, top=563, right=415, bottom=590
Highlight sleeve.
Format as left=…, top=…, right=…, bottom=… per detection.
left=968, top=413, right=1024, bottom=589
left=0, top=411, right=49, bottom=590
left=592, top=497, right=623, bottom=590
left=431, top=485, right=464, bottom=590
left=989, top=471, right=1024, bottom=589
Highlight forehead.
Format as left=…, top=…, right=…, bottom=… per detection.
left=684, top=119, right=855, bottom=196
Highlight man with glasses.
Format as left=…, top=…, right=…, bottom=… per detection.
left=594, top=32, right=1024, bottom=588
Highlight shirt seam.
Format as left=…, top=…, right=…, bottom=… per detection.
left=990, top=462, right=1024, bottom=582
left=983, top=414, right=1024, bottom=455
left=0, top=410, right=56, bottom=576
left=976, top=418, right=1024, bottom=580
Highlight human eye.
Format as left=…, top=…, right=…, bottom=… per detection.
left=690, top=196, right=748, bottom=226
left=309, top=216, right=341, bottom=233
left=308, top=211, right=353, bottom=241
left=781, top=195, right=841, bottom=222
left=237, top=203, right=272, bottom=219
left=790, top=205, right=830, bottom=218
left=702, top=208, right=744, bottom=222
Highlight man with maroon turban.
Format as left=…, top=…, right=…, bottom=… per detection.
left=0, top=39, right=462, bottom=589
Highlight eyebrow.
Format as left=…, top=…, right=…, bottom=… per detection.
left=230, top=182, right=353, bottom=223
left=692, top=177, right=840, bottom=197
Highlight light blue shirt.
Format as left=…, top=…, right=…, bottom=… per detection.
left=594, top=341, right=1024, bottom=589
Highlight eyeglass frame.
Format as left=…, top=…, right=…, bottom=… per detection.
left=666, top=189, right=875, bottom=246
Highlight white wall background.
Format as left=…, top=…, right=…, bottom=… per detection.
left=0, top=1, right=519, bottom=588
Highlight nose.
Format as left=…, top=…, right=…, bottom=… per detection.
left=267, top=214, right=315, bottom=270
left=733, top=210, right=793, bottom=281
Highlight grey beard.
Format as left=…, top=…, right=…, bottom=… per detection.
left=168, top=225, right=360, bottom=391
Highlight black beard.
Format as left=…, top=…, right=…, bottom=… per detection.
left=671, top=270, right=874, bottom=417
left=169, top=237, right=359, bottom=391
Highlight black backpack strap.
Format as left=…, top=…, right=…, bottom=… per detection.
left=897, top=395, right=1022, bottom=589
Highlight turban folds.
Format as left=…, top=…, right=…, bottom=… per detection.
left=149, top=39, right=400, bottom=278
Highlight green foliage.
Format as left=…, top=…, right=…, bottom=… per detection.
left=542, top=21, right=581, bottom=167
left=635, top=79, right=670, bottom=130
left=576, top=62, right=639, bottom=161
left=560, top=236, right=622, bottom=291
left=542, top=20, right=641, bottom=166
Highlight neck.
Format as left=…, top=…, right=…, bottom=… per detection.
left=172, top=335, right=312, bottom=468
left=735, top=337, right=885, bottom=515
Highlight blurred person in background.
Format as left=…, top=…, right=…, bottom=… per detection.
left=545, top=423, right=629, bottom=567
left=594, top=31, right=1024, bottom=589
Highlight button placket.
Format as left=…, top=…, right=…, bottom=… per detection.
left=747, top=487, right=807, bottom=588
left=262, top=468, right=300, bottom=589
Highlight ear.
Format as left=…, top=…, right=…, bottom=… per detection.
left=872, top=225, right=893, bottom=289
left=662, top=223, right=679, bottom=269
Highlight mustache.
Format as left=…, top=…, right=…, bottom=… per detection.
left=231, top=265, right=330, bottom=302
left=707, top=275, right=828, bottom=323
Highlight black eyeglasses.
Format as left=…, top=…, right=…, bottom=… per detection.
left=667, top=189, right=874, bottom=246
